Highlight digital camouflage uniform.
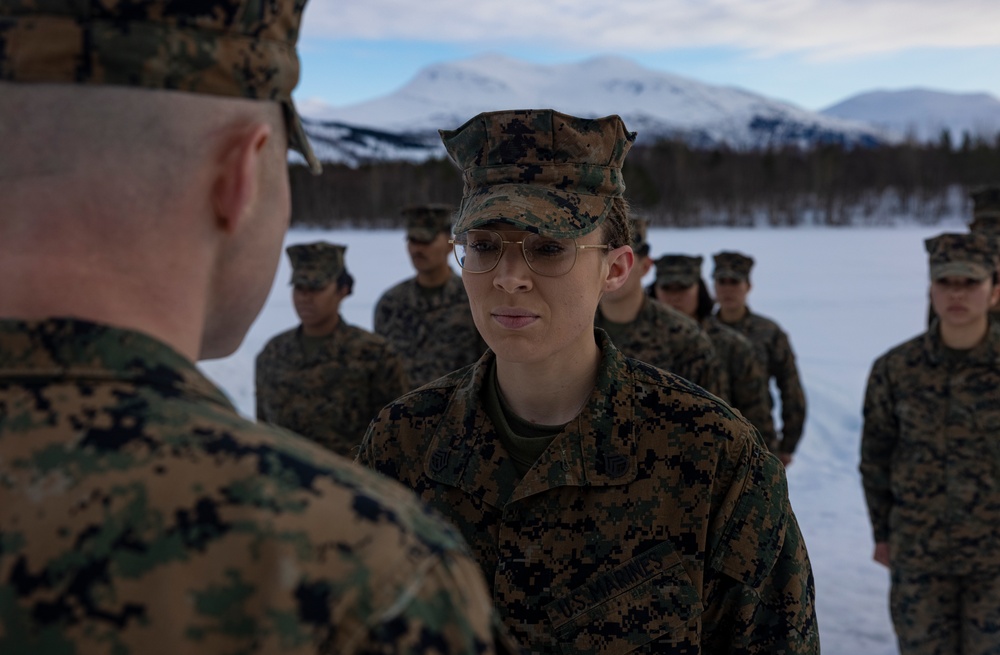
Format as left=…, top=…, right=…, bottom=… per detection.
left=861, top=233, right=1000, bottom=655
left=596, top=222, right=724, bottom=397
left=256, top=243, right=408, bottom=457
left=652, top=254, right=776, bottom=444
left=374, top=274, right=483, bottom=388
left=375, top=205, right=484, bottom=388
left=595, top=298, right=723, bottom=396
left=361, top=109, right=818, bottom=654
left=0, top=319, right=517, bottom=655
left=255, top=320, right=408, bottom=457
left=359, top=331, right=818, bottom=654
left=703, top=316, right=778, bottom=446
left=0, top=3, right=517, bottom=654
left=713, top=252, right=807, bottom=455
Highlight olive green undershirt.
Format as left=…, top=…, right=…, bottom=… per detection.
left=299, top=333, right=327, bottom=359
left=483, top=359, right=565, bottom=478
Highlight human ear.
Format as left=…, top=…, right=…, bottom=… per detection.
left=211, top=121, right=273, bottom=235
left=603, top=245, right=635, bottom=293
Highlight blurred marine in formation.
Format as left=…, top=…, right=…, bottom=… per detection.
left=595, top=219, right=723, bottom=395
left=375, top=204, right=485, bottom=387
left=968, top=185, right=1000, bottom=323
left=713, top=251, right=807, bottom=465
left=360, top=108, right=818, bottom=654
left=860, top=232, right=1000, bottom=655
left=0, top=2, right=518, bottom=653
left=256, top=242, right=408, bottom=457
left=652, top=254, right=777, bottom=447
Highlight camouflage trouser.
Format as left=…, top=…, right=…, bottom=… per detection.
left=890, top=568, right=1000, bottom=654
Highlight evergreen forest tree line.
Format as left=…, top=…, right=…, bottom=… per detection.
left=289, top=133, right=1000, bottom=229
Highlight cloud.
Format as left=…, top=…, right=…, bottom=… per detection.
left=301, top=0, right=1000, bottom=59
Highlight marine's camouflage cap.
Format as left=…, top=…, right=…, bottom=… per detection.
left=0, top=0, right=320, bottom=174
left=970, top=186, right=1000, bottom=234
left=655, top=255, right=703, bottom=287
left=924, top=232, right=998, bottom=281
left=440, top=109, right=637, bottom=239
left=287, top=241, right=346, bottom=288
left=713, top=251, right=754, bottom=280
left=402, top=204, right=454, bottom=242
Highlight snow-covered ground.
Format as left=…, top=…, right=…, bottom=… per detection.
left=201, top=223, right=967, bottom=655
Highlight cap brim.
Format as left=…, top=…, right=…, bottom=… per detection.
left=930, top=262, right=992, bottom=280
left=454, top=184, right=612, bottom=239
left=407, top=228, right=440, bottom=242
left=284, top=100, right=321, bottom=175
left=657, top=274, right=698, bottom=287
left=713, top=269, right=747, bottom=280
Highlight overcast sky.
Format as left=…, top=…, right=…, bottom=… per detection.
left=294, top=0, right=1000, bottom=112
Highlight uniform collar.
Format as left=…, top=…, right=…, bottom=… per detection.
left=423, top=329, right=638, bottom=507
left=923, top=316, right=1000, bottom=367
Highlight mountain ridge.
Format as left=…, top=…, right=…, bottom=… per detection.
left=293, top=55, right=997, bottom=166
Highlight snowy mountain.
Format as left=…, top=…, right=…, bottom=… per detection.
left=297, top=54, right=884, bottom=165
left=821, top=88, right=1000, bottom=144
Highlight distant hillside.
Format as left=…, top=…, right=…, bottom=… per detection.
left=821, top=89, right=1000, bottom=143
left=293, top=54, right=884, bottom=166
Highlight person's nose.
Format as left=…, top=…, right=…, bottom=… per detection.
left=492, top=240, right=533, bottom=293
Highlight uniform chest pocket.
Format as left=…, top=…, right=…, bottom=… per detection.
left=543, top=542, right=703, bottom=655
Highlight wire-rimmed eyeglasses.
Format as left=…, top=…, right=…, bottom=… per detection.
left=449, top=230, right=610, bottom=277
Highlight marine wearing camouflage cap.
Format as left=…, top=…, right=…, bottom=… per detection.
left=655, top=254, right=703, bottom=287
left=713, top=251, right=755, bottom=280
left=924, top=232, right=998, bottom=281
left=287, top=241, right=346, bottom=289
left=441, top=108, right=636, bottom=238
left=364, top=108, right=818, bottom=653
left=969, top=185, right=1000, bottom=234
left=631, top=218, right=650, bottom=254
left=403, top=204, right=454, bottom=243
left=0, top=0, right=320, bottom=173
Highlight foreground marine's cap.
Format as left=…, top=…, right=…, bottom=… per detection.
left=924, top=233, right=998, bottom=281
left=970, top=186, right=1000, bottom=234
left=402, top=204, right=454, bottom=243
left=655, top=255, right=703, bottom=287
left=0, top=0, right=321, bottom=174
left=440, top=109, right=637, bottom=239
left=287, top=242, right=346, bottom=288
left=712, top=251, right=755, bottom=281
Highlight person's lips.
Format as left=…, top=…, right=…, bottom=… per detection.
left=492, top=307, right=539, bottom=329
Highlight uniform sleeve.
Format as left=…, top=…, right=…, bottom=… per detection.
left=370, top=345, right=410, bottom=411
left=702, top=432, right=819, bottom=654
left=771, top=328, right=806, bottom=453
left=859, top=356, right=897, bottom=543
left=731, top=348, right=778, bottom=449
left=373, top=294, right=391, bottom=337
left=685, top=332, right=726, bottom=398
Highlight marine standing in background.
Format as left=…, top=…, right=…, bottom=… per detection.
left=595, top=220, right=723, bottom=395
left=713, top=251, right=807, bottom=465
left=256, top=242, right=408, bottom=457
left=652, top=254, right=777, bottom=447
left=360, top=108, right=818, bottom=654
left=968, top=185, right=1000, bottom=323
left=375, top=204, right=485, bottom=387
left=860, top=233, right=1000, bottom=655
left=0, top=2, right=518, bottom=652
